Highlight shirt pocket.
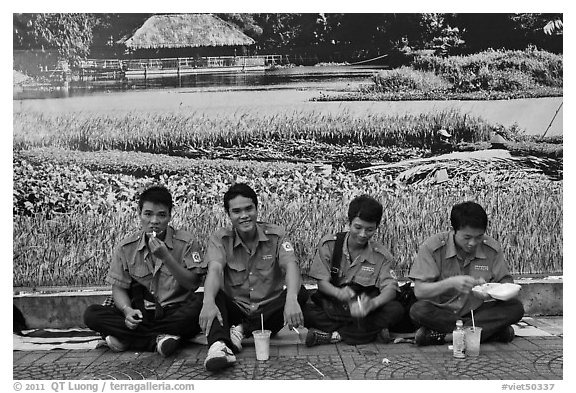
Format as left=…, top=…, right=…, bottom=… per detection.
left=353, top=265, right=377, bottom=287
left=129, top=263, right=153, bottom=280
left=227, top=260, right=247, bottom=287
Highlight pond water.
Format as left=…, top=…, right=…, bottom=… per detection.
left=13, top=65, right=563, bottom=137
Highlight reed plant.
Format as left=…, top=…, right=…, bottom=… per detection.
left=13, top=109, right=494, bottom=153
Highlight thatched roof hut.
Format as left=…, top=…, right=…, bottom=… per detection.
left=118, top=14, right=255, bottom=50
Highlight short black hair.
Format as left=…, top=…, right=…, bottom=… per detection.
left=223, top=183, right=258, bottom=212
left=450, top=201, right=488, bottom=232
left=348, top=195, right=383, bottom=225
left=138, top=185, right=173, bottom=213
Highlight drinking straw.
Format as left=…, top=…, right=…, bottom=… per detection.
left=261, top=313, right=264, bottom=332
left=357, top=296, right=363, bottom=313
left=471, top=309, right=476, bottom=331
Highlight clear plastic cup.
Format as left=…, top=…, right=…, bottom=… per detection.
left=253, top=330, right=271, bottom=360
left=464, top=327, right=483, bottom=356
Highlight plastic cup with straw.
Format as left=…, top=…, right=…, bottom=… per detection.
left=465, top=309, right=482, bottom=356
left=254, top=313, right=271, bottom=360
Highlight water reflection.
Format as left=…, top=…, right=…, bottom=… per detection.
left=14, top=65, right=384, bottom=100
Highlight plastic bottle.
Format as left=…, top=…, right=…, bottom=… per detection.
left=452, top=320, right=466, bottom=359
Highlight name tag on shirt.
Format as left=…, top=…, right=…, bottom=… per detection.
left=361, top=266, right=375, bottom=273
left=262, top=255, right=273, bottom=260
left=474, top=265, right=489, bottom=271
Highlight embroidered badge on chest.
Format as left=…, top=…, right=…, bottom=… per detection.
left=474, top=265, right=489, bottom=271
left=282, top=242, right=294, bottom=252
left=361, top=266, right=375, bottom=273
left=262, top=255, right=273, bottom=260
left=192, top=252, right=201, bottom=263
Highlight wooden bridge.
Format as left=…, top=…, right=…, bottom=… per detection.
left=77, top=55, right=284, bottom=80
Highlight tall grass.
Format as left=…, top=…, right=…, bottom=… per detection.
left=13, top=162, right=563, bottom=286
left=412, top=48, right=563, bottom=92
left=13, top=109, right=494, bottom=153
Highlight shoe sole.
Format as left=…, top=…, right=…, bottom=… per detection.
left=205, top=357, right=235, bottom=372
left=158, top=339, right=179, bottom=357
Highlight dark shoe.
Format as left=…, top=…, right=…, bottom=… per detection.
left=378, top=328, right=391, bottom=344
left=305, top=328, right=340, bottom=347
left=493, top=325, right=515, bottom=343
left=414, top=327, right=446, bottom=346
left=156, top=334, right=180, bottom=357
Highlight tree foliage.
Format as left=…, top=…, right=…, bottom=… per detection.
left=14, top=13, right=98, bottom=65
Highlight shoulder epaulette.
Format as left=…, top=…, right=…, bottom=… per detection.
left=372, top=241, right=393, bottom=260
left=213, top=227, right=234, bottom=239
left=173, top=229, right=194, bottom=242
left=424, top=232, right=450, bottom=252
left=117, top=231, right=140, bottom=247
left=481, top=235, right=501, bottom=252
left=261, top=223, right=285, bottom=237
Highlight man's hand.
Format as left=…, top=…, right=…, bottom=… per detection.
left=148, top=236, right=169, bottom=259
left=349, top=293, right=371, bottom=318
left=123, top=307, right=143, bottom=330
left=450, top=275, right=485, bottom=294
left=335, top=286, right=356, bottom=302
left=199, top=302, right=223, bottom=336
left=283, top=297, right=304, bottom=329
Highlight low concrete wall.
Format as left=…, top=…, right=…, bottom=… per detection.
left=13, top=279, right=562, bottom=329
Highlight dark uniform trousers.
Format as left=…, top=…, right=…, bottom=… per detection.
left=83, top=292, right=203, bottom=351
left=410, top=298, right=524, bottom=342
left=207, top=286, right=309, bottom=349
left=304, top=297, right=405, bottom=344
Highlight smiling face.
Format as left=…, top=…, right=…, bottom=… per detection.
left=139, top=201, right=171, bottom=237
left=348, top=217, right=378, bottom=248
left=454, top=225, right=485, bottom=256
left=227, top=195, right=258, bottom=238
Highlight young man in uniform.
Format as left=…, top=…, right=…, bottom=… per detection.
left=84, top=185, right=205, bottom=357
left=199, top=183, right=308, bottom=372
left=409, top=201, right=524, bottom=346
left=304, top=195, right=404, bottom=346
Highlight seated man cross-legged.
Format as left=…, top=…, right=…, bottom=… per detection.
left=84, top=185, right=205, bottom=357
left=409, top=201, right=524, bottom=346
left=199, top=183, right=308, bottom=372
left=304, top=195, right=404, bottom=346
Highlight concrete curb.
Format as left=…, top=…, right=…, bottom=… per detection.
left=13, top=278, right=562, bottom=329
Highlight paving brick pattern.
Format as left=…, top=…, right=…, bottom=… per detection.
left=13, top=336, right=562, bottom=380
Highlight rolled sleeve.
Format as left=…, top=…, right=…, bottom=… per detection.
left=409, top=243, right=440, bottom=282
left=308, top=240, right=332, bottom=281
left=377, top=263, right=399, bottom=292
left=105, top=247, right=132, bottom=289
left=182, top=240, right=207, bottom=274
left=204, top=234, right=228, bottom=268
left=491, top=250, right=513, bottom=283
left=277, top=237, right=298, bottom=269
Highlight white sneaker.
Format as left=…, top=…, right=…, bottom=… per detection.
left=105, top=335, right=129, bottom=352
left=229, top=325, right=245, bottom=353
left=204, top=341, right=237, bottom=372
left=156, top=334, right=180, bottom=357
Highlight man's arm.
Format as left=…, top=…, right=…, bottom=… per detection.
left=414, top=276, right=483, bottom=299
left=148, top=237, right=201, bottom=291
left=317, top=279, right=356, bottom=301
left=112, top=285, right=142, bottom=330
left=283, top=260, right=304, bottom=328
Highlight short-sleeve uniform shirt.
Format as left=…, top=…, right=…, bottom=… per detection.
left=106, top=226, right=206, bottom=308
left=308, top=232, right=398, bottom=294
left=409, top=230, right=512, bottom=315
left=204, top=222, right=297, bottom=315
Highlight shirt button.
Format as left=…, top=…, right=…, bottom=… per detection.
left=249, top=272, right=253, bottom=275
left=250, top=288, right=254, bottom=291
left=483, top=240, right=487, bottom=243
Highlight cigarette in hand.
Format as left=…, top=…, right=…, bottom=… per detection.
left=292, top=326, right=299, bottom=334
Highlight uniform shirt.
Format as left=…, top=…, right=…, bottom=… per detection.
left=308, top=232, right=398, bottom=293
left=409, top=230, right=513, bottom=315
left=106, top=226, right=206, bottom=308
left=204, top=222, right=297, bottom=315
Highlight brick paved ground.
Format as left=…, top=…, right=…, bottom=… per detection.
left=13, top=317, right=562, bottom=380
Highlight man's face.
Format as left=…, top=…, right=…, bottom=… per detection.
left=454, top=226, right=485, bottom=255
left=139, top=201, right=171, bottom=236
left=348, top=217, right=378, bottom=248
left=228, top=195, right=258, bottom=237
